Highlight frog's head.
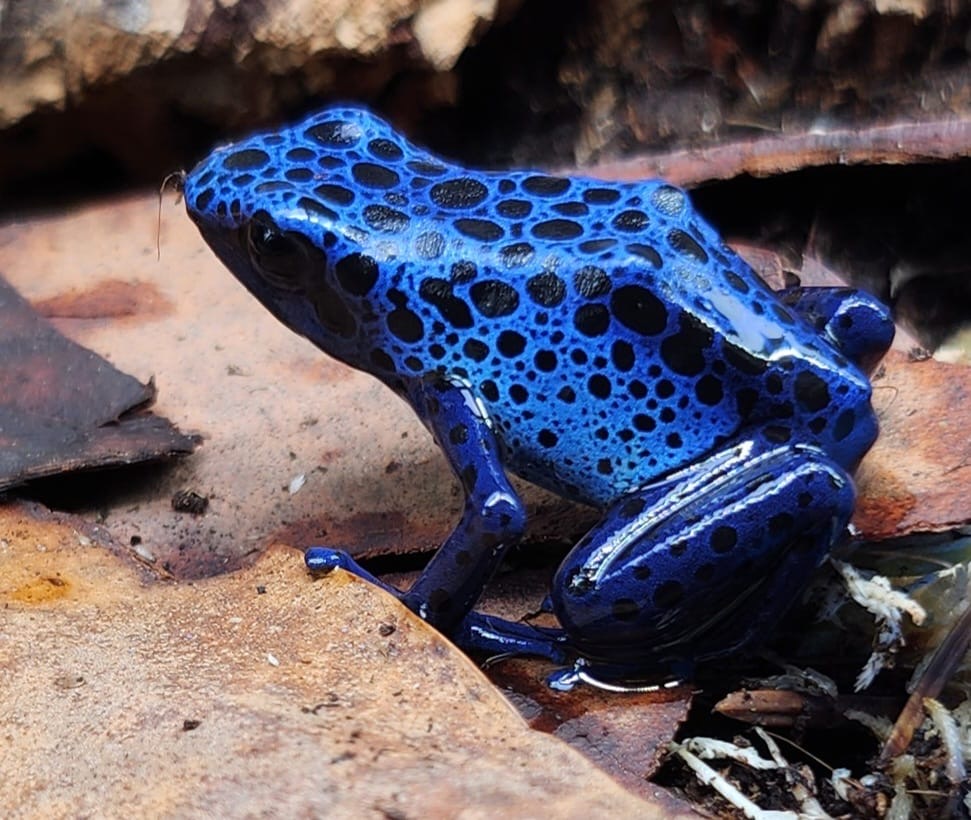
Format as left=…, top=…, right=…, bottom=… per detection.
left=182, top=107, right=403, bottom=367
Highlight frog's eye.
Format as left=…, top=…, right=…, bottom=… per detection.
left=245, top=212, right=312, bottom=292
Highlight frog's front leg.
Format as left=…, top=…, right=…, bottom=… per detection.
left=307, top=374, right=526, bottom=634
left=547, top=433, right=856, bottom=675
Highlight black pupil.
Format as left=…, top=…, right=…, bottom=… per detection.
left=249, top=220, right=293, bottom=258
left=247, top=216, right=307, bottom=288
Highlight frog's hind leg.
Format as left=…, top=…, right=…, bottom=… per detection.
left=547, top=434, right=856, bottom=675
left=306, top=374, right=526, bottom=636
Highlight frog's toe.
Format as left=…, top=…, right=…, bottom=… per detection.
left=305, top=548, right=406, bottom=600
left=304, top=547, right=348, bottom=573
left=453, top=612, right=570, bottom=664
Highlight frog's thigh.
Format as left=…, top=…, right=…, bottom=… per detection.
left=550, top=440, right=855, bottom=664
left=401, top=375, right=527, bottom=633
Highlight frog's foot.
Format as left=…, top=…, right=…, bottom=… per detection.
left=546, top=658, right=688, bottom=693
left=307, top=548, right=571, bottom=664
left=452, top=611, right=570, bottom=664
left=308, top=547, right=693, bottom=689
left=456, top=614, right=694, bottom=691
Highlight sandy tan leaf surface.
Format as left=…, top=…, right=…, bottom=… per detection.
left=0, top=501, right=676, bottom=817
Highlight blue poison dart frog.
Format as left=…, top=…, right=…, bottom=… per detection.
left=184, top=106, right=893, bottom=689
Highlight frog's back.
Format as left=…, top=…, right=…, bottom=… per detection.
left=186, top=106, right=874, bottom=507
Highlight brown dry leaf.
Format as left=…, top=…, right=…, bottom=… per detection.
left=583, top=118, right=971, bottom=187
left=0, top=500, right=679, bottom=817
left=489, top=658, right=692, bottom=790
left=856, top=352, right=971, bottom=538
left=713, top=688, right=906, bottom=730
left=0, top=274, right=196, bottom=490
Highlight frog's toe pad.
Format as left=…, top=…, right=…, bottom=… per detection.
left=304, top=547, right=348, bottom=573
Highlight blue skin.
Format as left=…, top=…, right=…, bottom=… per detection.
left=184, top=106, right=893, bottom=685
